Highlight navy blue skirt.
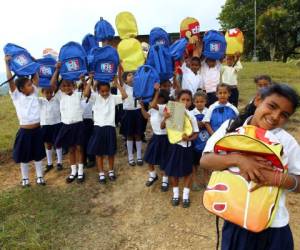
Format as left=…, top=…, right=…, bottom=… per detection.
left=13, top=127, right=46, bottom=163
left=144, top=134, right=169, bottom=170
left=55, top=121, right=85, bottom=148
left=164, top=144, right=193, bottom=177
left=120, top=109, right=145, bottom=137
left=222, top=221, right=294, bottom=250
left=87, top=126, right=117, bottom=156
left=193, top=149, right=203, bottom=166
left=41, top=123, right=62, bottom=145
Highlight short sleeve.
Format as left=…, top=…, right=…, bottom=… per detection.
left=181, top=62, right=190, bottom=74
left=53, top=90, right=62, bottom=101
left=203, top=120, right=230, bottom=153
left=9, top=88, right=20, bottom=101
left=189, top=114, right=199, bottom=133
left=234, top=60, right=243, bottom=72
left=113, top=95, right=123, bottom=105
left=158, top=104, right=166, bottom=115
left=203, top=105, right=214, bottom=122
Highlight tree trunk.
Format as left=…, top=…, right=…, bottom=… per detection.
left=282, top=53, right=289, bottom=63
left=270, top=45, right=276, bottom=61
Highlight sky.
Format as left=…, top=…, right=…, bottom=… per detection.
left=0, top=0, right=225, bottom=73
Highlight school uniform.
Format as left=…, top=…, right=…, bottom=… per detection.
left=203, top=118, right=300, bottom=250
left=221, top=60, right=243, bottom=107
left=55, top=91, right=84, bottom=148
left=201, top=61, right=221, bottom=106
left=10, top=86, right=45, bottom=163
left=39, top=94, right=62, bottom=145
left=144, top=105, right=170, bottom=170
left=181, top=62, right=204, bottom=95
left=120, top=84, right=144, bottom=137
left=87, top=93, right=123, bottom=156
left=190, top=107, right=209, bottom=166
left=164, top=110, right=199, bottom=177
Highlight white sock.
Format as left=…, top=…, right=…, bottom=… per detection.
left=71, top=165, right=77, bottom=176
left=46, top=149, right=53, bottom=165
left=34, top=161, right=43, bottom=178
left=20, top=163, right=29, bottom=180
left=127, top=140, right=134, bottom=161
left=136, top=141, right=142, bottom=159
left=183, top=187, right=190, bottom=200
left=56, top=148, right=63, bottom=164
left=99, top=172, right=105, bottom=179
left=173, top=187, right=179, bottom=199
left=162, top=176, right=169, bottom=186
left=148, top=171, right=157, bottom=181
left=78, top=164, right=84, bottom=176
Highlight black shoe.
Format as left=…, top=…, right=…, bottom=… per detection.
left=145, top=176, right=158, bottom=187
left=137, top=159, right=144, bottom=166
left=77, top=173, right=85, bottom=183
left=172, top=197, right=180, bottom=206
left=21, top=178, right=30, bottom=188
left=66, top=173, right=77, bottom=183
left=160, top=182, right=169, bottom=192
left=108, top=171, right=116, bottom=181
left=99, top=175, right=106, bottom=184
left=56, top=163, right=63, bottom=171
left=128, top=160, right=136, bottom=166
left=182, top=199, right=190, bottom=208
left=36, top=177, right=46, bottom=186
left=45, top=164, right=53, bottom=173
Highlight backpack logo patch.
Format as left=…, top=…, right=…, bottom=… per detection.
left=210, top=42, right=221, bottom=52
left=40, top=65, right=52, bottom=76
left=14, top=54, right=29, bottom=66
left=65, top=59, right=80, bottom=71
left=100, top=63, right=114, bottom=73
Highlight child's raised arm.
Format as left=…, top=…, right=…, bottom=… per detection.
left=139, top=101, right=150, bottom=120
left=114, top=77, right=128, bottom=100
left=4, top=56, right=16, bottom=92
left=50, top=62, right=61, bottom=92
left=32, top=72, right=39, bottom=87
left=83, top=73, right=93, bottom=98
left=149, top=83, right=160, bottom=109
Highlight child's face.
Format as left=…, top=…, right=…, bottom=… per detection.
left=206, top=58, right=216, bottom=68
left=190, top=60, right=201, bottom=74
left=194, top=96, right=206, bottom=111
left=98, top=85, right=110, bottom=99
left=21, top=80, right=34, bottom=95
left=216, top=86, right=230, bottom=104
left=179, top=93, right=192, bottom=109
left=42, top=88, right=53, bottom=100
left=256, top=79, right=271, bottom=90
left=226, top=56, right=234, bottom=66
left=251, top=94, right=293, bottom=130
left=60, top=80, right=74, bottom=95
left=160, top=82, right=171, bottom=93
left=126, top=72, right=134, bottom=85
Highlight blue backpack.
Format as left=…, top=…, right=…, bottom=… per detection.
left=193, top=113, right=210, bottom=152
left=36, top=57, right=56, bottom=88
left=149, top=27, right=170, bottom=46
left=170, top=38, right=188, bottom=61
left=94, top=17, right=115, bottom=42
left=3, top=43, right=40, bottom=76
left=203, top=30, right=226, bottom=60
left=146, top=44, right=174, bottom=81
left=90, top=46, right=119, bottom=83
left=82, top=34, right=98, bottom=54
left=210, top=105, right=237, bottom=131
left=58, top=42, right=87, bottom=81
left=133, top=65, right=160, bottom=103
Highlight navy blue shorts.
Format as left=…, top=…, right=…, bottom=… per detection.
left=87, top=126, right=117, bottom=156
left=120, top=109, right=144, bottom=137
left=193, top=149, right=203, bottom=166
left=41, top=123, right=62, bottom=145
left=13, top=127, right=46, bottom=163
left=144, top=134, right=169, bottom=170
left=55, top=121, right=85, bottom=148
left=222, top=221, right=294, bottom=250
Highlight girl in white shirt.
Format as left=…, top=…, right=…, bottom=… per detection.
left=39, top=88, right=63, bottom=172
left=51, top=62, right=90, bottom=184
left=5, top=56, right=46, bottom=187
left=140, top=86, right=170, bottom=192
left=86, top=78, right=127, bottom=183
left=201, top=84, right=300, bottom=250
left=162, top=90, right=199, bottom=208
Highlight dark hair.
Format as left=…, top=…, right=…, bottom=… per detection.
left=227, top=83, right=300, bottom=132
left=217, top=83, right=231, bottom=94
left=194, top=90, right=207, bottom=100
left=160, top=79, right=171, bottom=86
left=177, top=89, right=193, bottom=100
left=191, top=56, right=201, bottom=64
left=254, top=75, right=272, bottom=84
left=122, top=71, right=134, bottom=83
left=158, top=89, right=170, bottom=104
left=15, top=77, right=31, bottom=92
left=96, top=82, right=110, bottom=91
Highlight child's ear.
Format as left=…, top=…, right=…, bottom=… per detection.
left=253, top=93, right=263, bottom=107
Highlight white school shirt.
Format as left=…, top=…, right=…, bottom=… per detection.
left=9, top=85, right=40, bottom=125
left=190, top=107, right=208, bottom=118
left=176, top=110, right=199, bottom=148
left=203, top=118, right=300, bottom=228
left=181, top=62, right=204, bottom=95
left=56, top=91, right=83, bottom=125
left=122, top=84, right=141, bottom=110
left=91, top=93, right=123, bottom=127
left=39, top=94, right=61, bottom=126
left=81, top=97, right=94, bottom=120
left=201, top=61, right=221, bottom=93
left=148, top=104, right=167, bottom=135
left=203, top=101, right=239, bottom=123
left=221, top=60, right=243, bottom=86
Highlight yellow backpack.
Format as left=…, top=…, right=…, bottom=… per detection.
left=225, top=28, right=244, bottom=55
left=115, top=11, right=138, bottom=39
left=203, top=125, right=286, bottom=233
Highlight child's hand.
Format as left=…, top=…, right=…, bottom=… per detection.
left=163, top=111, right=171, bottom=119
left=88, top=72, right=95, bottom=79
left=4, top=55, right=11, bottom=64
left=79, top=74, right=85, bottom=81
left=139, top=100, right=145, bottom=107
left=154, top=83, right=160, bottom=91
left=235, top=52, right=241, bottom=59
left=198, top=121, right=205, bottom=129
left=55, top=62, right=61, bottom=70
left=182, top=133, right=189, bottom=141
